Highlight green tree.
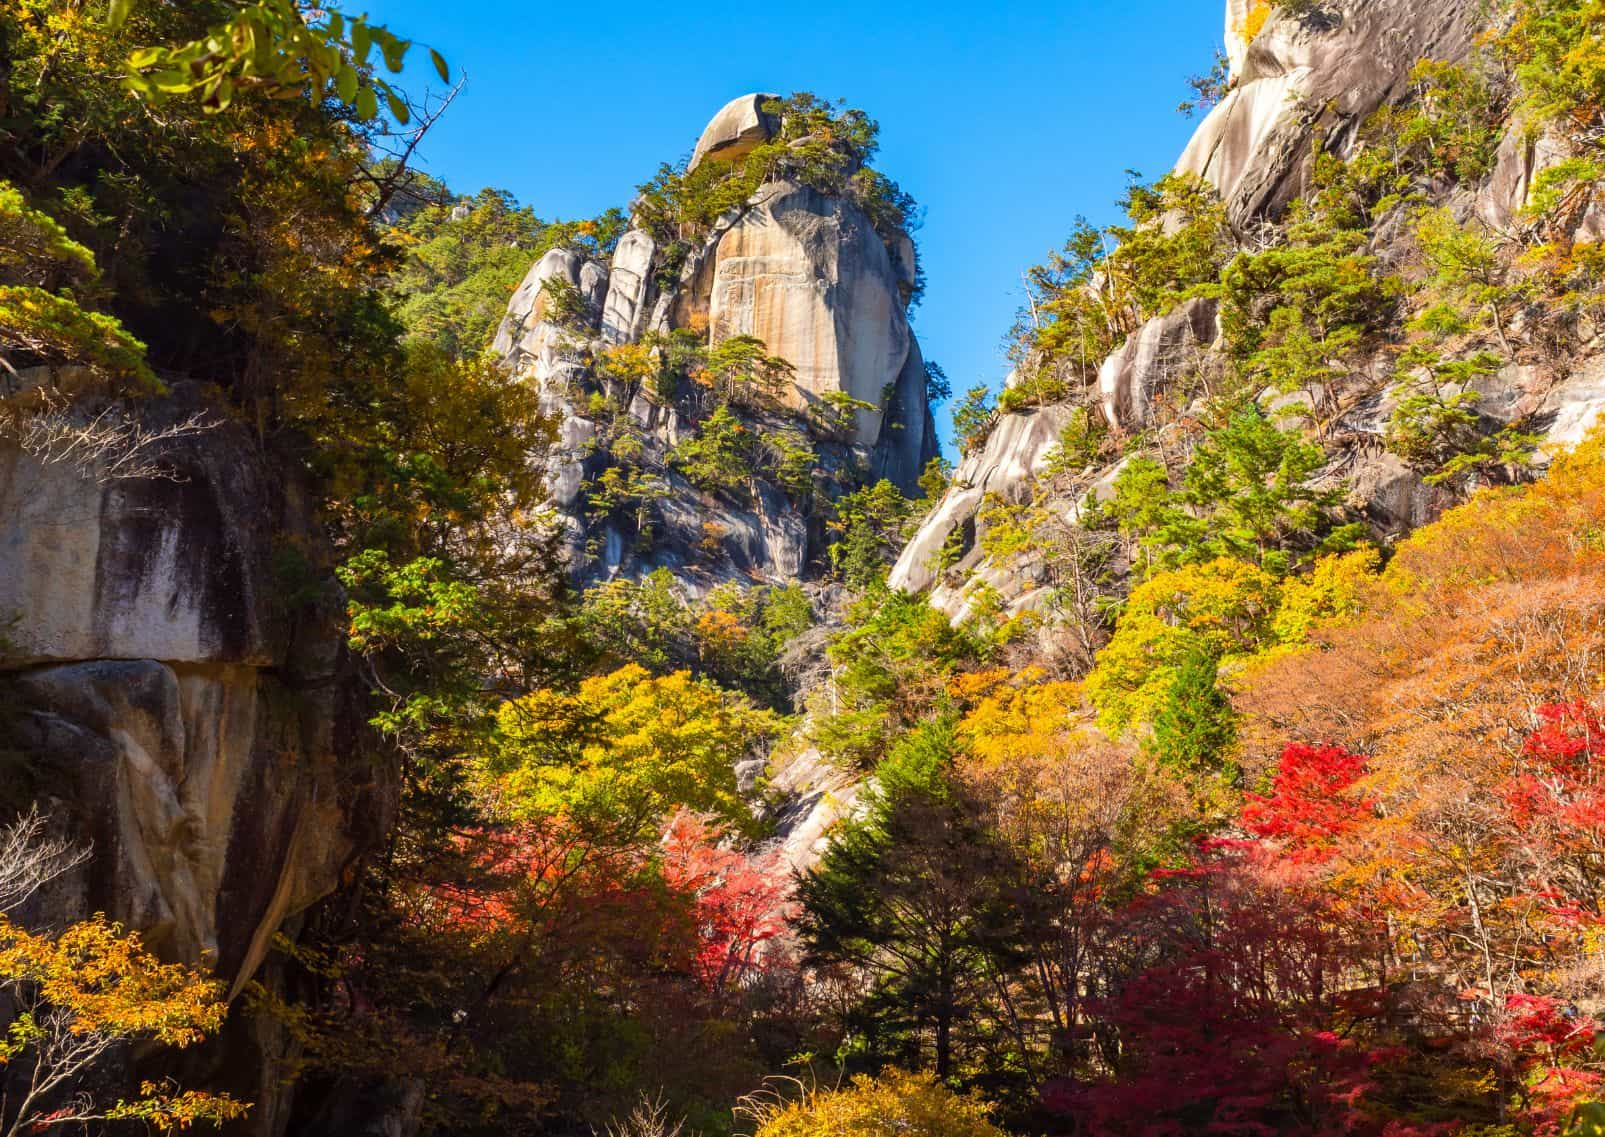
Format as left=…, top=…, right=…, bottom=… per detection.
left=798, top=721, right=1021, bottom=1080
left=703, top=335, right=797, bottom=407
left=951, top=384, right=996, bottom=455
left=671, top=404, right=750, bottom=495
left=0, top=180, right=154, bottom=395
left=811, top=588, right=986, bottom=767
left=828, top=480, right=917, bottom=587
left=1145, top=642, right=1238, bottom=778
left=388, top=188, right=624, bottom=357
left=1497, top=0, right=1605, bottom=143
left=1110, top=410, right=1361, bottom=575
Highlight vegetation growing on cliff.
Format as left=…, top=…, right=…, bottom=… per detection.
left=634, top=93, right=924, bottom=305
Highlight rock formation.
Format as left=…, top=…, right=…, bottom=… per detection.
left=895, top=0, right=1605, bottom=622
left=0, top=392, right=389, bottom=979
left=1178, top=0, right=1481, bottom=223
left=0, top=385, right=394, bottom=1132
left=689, top=93, right=782, bottom=173
left=493, top=96, right=938, bottom=591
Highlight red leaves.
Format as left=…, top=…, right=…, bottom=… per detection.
left=1524, top=701, right=1605, bottom=773
left=1496, top=702, right=1605, bottom=932
left=1241, top=742, right=1372, bottom=861
left=419, top=811, right=794, bottom=1001
left=1047, top=711, right=1605, bottom=1137
left=661, top=811, right=796, bottom=997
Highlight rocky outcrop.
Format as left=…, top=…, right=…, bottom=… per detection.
left=764, top=746, right=867, bottom=873
left=873, top=338, right=942, bottom=488
left=494, top=98, right=937, bottom=589
left=688, top=92, right=780, bottom=173
left=0, top=394, right=392, bottom=1006
left=1539, top=354, right=1605, bottom=456
left=888, top=406, right=1077, bottom=618
left=1099, top=298, right=1220, bottom=429
left=1180, top=0, right=1481, bottom=222
left=701, top=182, right=912, bottom=446
left=601, top=230, right=657, bottom=345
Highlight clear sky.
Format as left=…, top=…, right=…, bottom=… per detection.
left=364, top=0, right=1225, bottom=451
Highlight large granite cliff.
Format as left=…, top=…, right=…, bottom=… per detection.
left=0, top=384, right=395, bottom=1133
left=890, top=0, right=1605, bottom=624
left=494, top=95, right=940, bottom=591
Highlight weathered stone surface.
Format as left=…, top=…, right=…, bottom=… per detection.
left=1343, top=448, right=1454, bottom=536
left=704, top=182, right=911, bottom=446
left=1478, top=124, right=1568, bottom=233
left=0, top=403, right=394, bottom=1022
left=892, top=231, right=918, bottom=292
left=494, top=248, right=602, bottom=514
left=648, top=474, right=810, bottom=583
left=888, top=406, right=1077, bottom=606
left=872, top=337, right=942, bottom=494
left=580, top=259, right=609, bottom=313
left=1540, top=355, right=1605, bottom=458
left=12, top=660, right=373, bottom=991
left=601, top=230, right=657, bottom=344
left=0, top=416, right=279, bottom=668
left=494, top=100, right=936, bottom=589
left=1178, top=0, right=1481, bottom=222
left=1099, top=297, right=1220, bottom=429
left=765, top=746, right=867, bottom=874
left=688, top=92, right=780, bottom=173
left=494, top=247, right=598, bottom=374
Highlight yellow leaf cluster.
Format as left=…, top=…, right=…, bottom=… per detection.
left=752, top=1070, right=1010, bottom=1137
left=1241, top=0, right=1272, bottom=45
left=957, top=669, right=1085, bottom=768
left=0, top=914, right=228, bottom=1048
left=490, top=665, right=778, bottom=834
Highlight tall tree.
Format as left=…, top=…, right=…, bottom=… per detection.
left=798, top=720, right=1021, bottom=1079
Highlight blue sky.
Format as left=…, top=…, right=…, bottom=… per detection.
left=365, top=0, right=1224, bottom=451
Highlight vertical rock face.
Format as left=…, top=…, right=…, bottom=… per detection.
left=706, top=182, right=913, bottom=446
left=874, top=337, right=943, bottom=489
left=0, top=393, right=393, bottom=1032
left=1098, top=297, right=1220, bottom=430
left=887, top=406, right=1078, bottom=610
left=1179, top=0, right=1481, bottom=221
left=601, top=230, right=658, bottom=345
left=494, top=96, right=937, bottom=588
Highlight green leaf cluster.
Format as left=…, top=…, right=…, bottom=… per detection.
left=117, top=0, right=445, bottom=121
left=1109, top=409, right=1362, bottom=577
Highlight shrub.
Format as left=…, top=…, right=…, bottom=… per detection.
left=748, top=1071, right=1009, bottom=1137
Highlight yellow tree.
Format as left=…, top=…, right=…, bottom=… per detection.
left=486, top=664, right=779, bottom=837
left=0, top=809, right=246, bottom=1135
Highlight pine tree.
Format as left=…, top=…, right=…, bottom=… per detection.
left=1146, top=644, right=1237, bottom=777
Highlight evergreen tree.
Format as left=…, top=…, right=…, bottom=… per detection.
left=1146, top=643, right=1238, bottom=778
left=797, top=720, right=1020, bottom=1079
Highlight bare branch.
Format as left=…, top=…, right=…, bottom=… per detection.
left=362, top=77, right=467, bottom=221
left=4, top=399, right=218, bottom=483
left=600, top=1092, right=692, bottom=1137
left=0, top=806, right=88, bottom=916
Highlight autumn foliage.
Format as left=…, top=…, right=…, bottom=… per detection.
left=1042, top=435, right=1605, bottom=1137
